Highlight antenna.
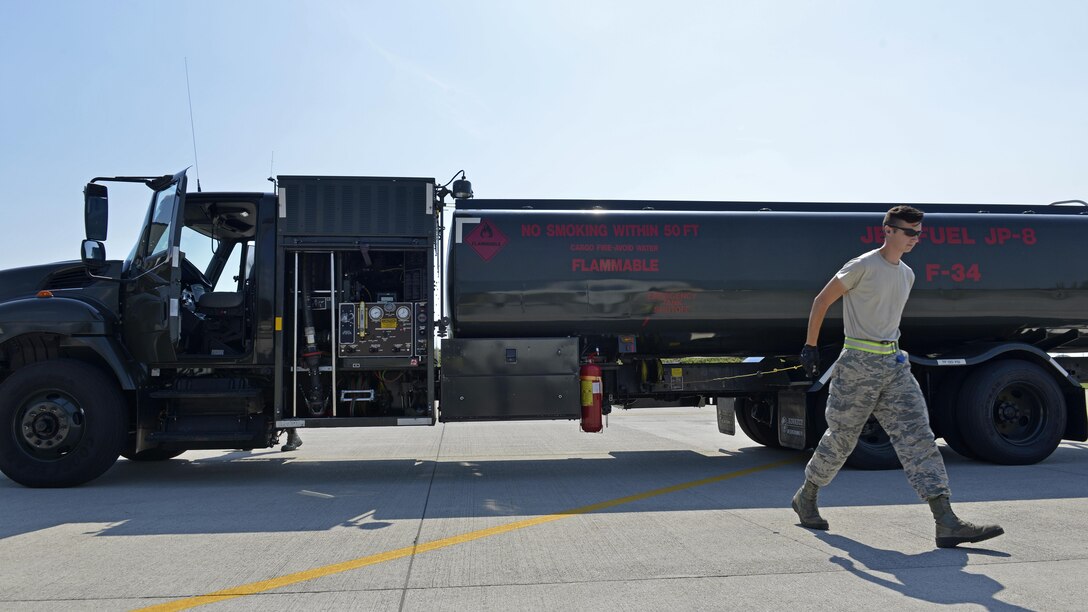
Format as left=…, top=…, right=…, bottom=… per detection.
left=184, top=57, right=202, bottom=192
left=267, top=151, right=277, bottom=191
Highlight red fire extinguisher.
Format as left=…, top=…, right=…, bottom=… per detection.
left=580, top=355, right=603, bottom=433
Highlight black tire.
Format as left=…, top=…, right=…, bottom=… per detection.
left=956, top=360, right=1066, bottom=465
left=0, top=360, right=126, bottom=487
left=845, top=416, right=902, bottom=470
left=931, top=371, right=979, bottom=460
left=121, top=448, right=186, bottom=462
left=734, top=396, right=782, bottom=448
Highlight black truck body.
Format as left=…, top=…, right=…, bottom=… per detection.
left=0, top=170, right=1085, bottom=487
left=448, top=204, right=1088, bottom=355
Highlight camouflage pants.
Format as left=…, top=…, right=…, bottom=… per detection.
left=804, top=348, right=951, bottom=500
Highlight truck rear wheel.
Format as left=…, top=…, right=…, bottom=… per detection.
left=956, top=360, right=1066, bottom=465
left=0, top=360, right=126, bottom=487
left=845, top=416, right=902, bottom=470
left=734, top=396, right=781, bottom=448
left=932, top=371, right=979, bottom=460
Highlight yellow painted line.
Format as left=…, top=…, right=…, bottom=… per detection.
left=135, top=454, right=803, bottom=611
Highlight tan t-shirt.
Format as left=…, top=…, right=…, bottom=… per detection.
left=835, top=248, right=914, bottom=342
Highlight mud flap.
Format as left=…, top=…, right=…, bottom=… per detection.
left=777, top=391, right=807, bottom=449
left=716, top=398, right=736, bottom=435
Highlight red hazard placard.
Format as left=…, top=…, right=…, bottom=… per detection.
left=465, top=218, right=507, bottom=262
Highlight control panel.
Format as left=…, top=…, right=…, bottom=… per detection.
left=338, top=301, right=422, bottom=358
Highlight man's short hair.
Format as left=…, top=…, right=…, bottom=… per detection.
left=884, top=205, right=924, bottom=226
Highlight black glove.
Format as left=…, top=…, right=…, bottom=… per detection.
left=800, top=345, right=820, bottom=378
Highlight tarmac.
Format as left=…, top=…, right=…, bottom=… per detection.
left=2, top=406, right=1086, bottom=611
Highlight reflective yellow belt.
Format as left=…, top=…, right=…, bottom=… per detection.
left=844, top=336, right=899, bottom=355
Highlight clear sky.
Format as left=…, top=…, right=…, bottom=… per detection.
left=1, top=0, right=1085, bottom=270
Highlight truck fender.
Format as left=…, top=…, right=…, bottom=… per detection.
left=0, top=297, right=140, bottom=390
left=58, top=335, right=141, bottom=390
left=808, top=342, right=1081, bottom=392
left=908, top=342, right=1082, bottom=390
left=911, top=342, right=1086, bottom=443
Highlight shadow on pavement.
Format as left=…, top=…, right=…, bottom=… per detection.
left=815, top=531, right=1029, bottom=611
left=0, top=441, right=1084, bottom=540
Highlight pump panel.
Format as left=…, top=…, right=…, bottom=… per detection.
left=338, top=300, right=421, bottom=361
left=273, top=174, right=438, bottom=426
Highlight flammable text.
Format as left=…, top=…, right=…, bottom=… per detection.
left=571, top=258, right=660, bottom=272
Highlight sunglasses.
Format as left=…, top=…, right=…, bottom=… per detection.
left=885, top=223, right=923, bottom=237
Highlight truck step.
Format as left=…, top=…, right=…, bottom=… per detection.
left=149, top=389, right=262, bottom=400
left=147, top=432, right=257, bottom=443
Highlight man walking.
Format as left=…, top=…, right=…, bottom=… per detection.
left=282, top=428, right=302, bottom=452
left=793, top=205, right=1004, bottom=548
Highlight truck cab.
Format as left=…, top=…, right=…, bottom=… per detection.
left=0, top=171, right=440, bottom=487
left=98, top=172, right=277, bottom=367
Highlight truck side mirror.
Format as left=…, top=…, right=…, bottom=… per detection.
left=81, top=239, right=106, bottom=267
left=84, top=183, right=109, bottom=241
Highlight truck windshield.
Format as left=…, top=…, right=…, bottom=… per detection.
left=128, top=182, right=180, bottom=273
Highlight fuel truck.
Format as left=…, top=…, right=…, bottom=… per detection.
left=0, top=169, right=1085, bottom=487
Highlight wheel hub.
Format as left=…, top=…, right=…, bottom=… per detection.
left=992, top=386, right=1042, bottom=443
left=17, top=393, right=85, bottom=459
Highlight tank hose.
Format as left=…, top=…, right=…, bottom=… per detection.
left=299, top=255, right=326, bottom=416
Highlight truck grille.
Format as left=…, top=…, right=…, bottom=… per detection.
left=43, top=267, right=92, bottom=289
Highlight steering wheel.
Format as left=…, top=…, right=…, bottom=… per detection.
left=180, top=257, right=211, bottom=289
left=180, top=285, right=197, bottom=311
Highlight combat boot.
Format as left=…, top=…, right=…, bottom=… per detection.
left=928, top=494, right=1003, bottom=548
left=281, top=429, right=303, bottom=452
left=792, top=479, right=829, bottom=530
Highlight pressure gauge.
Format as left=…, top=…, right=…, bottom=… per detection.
left=396, top=306, right=411, bottom=320
left=368, top=306, right=384, bottom=320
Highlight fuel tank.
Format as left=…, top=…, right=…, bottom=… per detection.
left=447, top=200, right=1088, bottom=356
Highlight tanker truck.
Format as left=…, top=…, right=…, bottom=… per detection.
left=0, top=169, right=1085, bottom=487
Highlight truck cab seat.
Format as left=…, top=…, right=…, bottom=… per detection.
left=197, top=292, right=244, bottom=311
left=194, top=292, right=246, bottom=354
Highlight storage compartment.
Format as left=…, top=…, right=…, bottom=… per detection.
left=277, top=175, right=436, bottom=238
left=440, top=338, right=580, bottom=421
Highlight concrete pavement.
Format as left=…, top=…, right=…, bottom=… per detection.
left=1, top=406, right=1086, bottom=611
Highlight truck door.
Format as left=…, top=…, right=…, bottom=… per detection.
left=122, top=170, right=188, bottom=364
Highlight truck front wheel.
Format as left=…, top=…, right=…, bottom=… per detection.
left=0, top=360, right=126, bottom=487
left=956, top=360, right=1066, bottom=465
